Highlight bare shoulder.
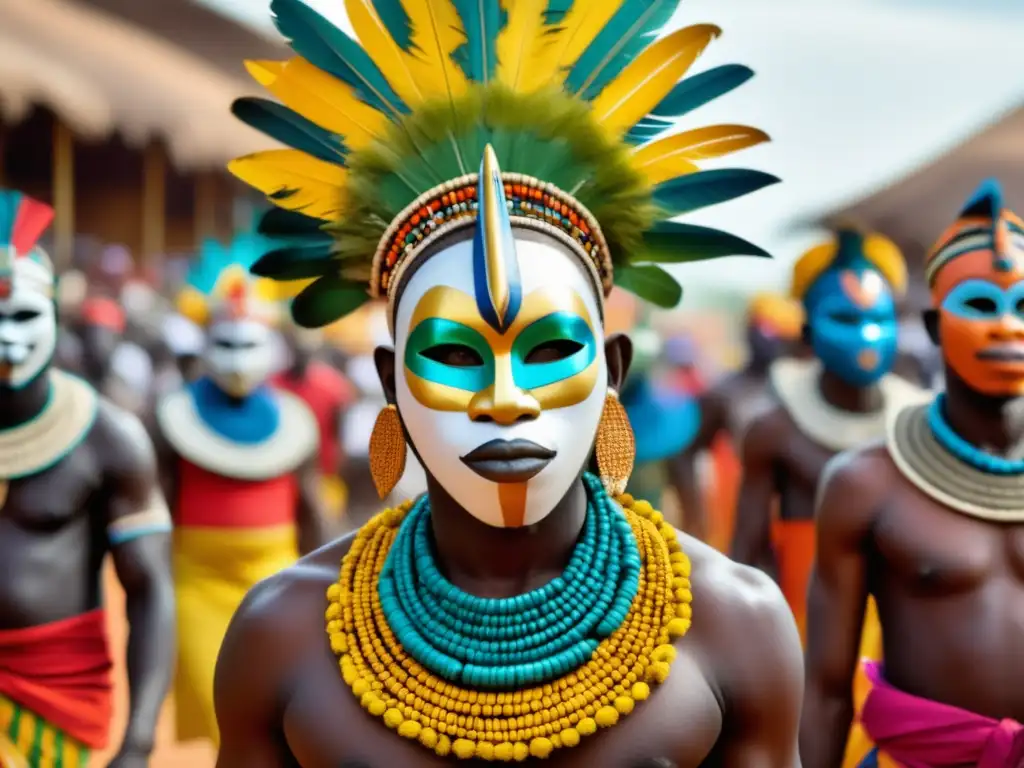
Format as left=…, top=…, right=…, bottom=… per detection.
left=816, top=440, right=895, bottom=535
left=739, top=403, right=789, bottom=459
left=682, top=533, right=803, bottom=706
left=88, top=396, right=157, bottom=475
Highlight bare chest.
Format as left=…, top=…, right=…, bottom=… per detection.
left=0, top=444, right=102, bottom=534
left=281, top=647, right=723, bottom=768
left=774, top=423, right=835, bottom=521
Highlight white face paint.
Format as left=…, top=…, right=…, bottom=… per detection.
left=394, top=233, right=607, bottom=528
left=204, top=318, right=277, bottom=398
left=0, top=254, right=57, bottom=389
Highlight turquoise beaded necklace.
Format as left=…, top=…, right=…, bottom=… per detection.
left=928, top=394, right=1024, bottom=475
left=377, top=473, right=642, bottom=690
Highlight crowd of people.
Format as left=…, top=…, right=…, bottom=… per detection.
left=1, top=0, right=1022, bottom=766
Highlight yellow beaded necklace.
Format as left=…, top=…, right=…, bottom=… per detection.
left=326, top=493, right=692, bottom=761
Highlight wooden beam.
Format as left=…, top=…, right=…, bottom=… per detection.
left=142, top=141, right=166, bottom=268
left=52, top=120, right=75, bottom=272
left=193, top=170, right=216, bottom=247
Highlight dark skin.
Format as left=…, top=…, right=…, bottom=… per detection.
left=150, top=385, right=328, bottom=556
left=213, top=331, right=804, bottom=767
left=730, top=325, right=884, bottom=572
left=0, top=366, right=175, bottom=768
left=676, top=323, right=789, bottom=541
left=800, top=309, right=1024, bottom=767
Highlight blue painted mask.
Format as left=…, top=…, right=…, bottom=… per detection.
left=803, top=233, right=899, bottom=387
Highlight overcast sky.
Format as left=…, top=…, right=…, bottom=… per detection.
left=200, top=0, right=1024, bottom=294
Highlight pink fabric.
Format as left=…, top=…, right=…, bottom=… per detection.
left=861, top=660, right=1024, bottom=767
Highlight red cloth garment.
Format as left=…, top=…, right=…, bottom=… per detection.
left=0, top=609, right=113, bottom=749
left=272, top=362, right=353, bottom=474
left=176, top=459, right=299, bottom=528
left=861, top=660, right=1024, bottom=767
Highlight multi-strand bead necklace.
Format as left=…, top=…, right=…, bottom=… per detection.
left=326, top=473, right=692, bottom=761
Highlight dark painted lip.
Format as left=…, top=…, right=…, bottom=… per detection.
left=977, top=347, right=1024, bottom=362
left=461, top=439, right=556, bottom=483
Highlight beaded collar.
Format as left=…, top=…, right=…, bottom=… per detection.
left=327, top=473, right=692, bottom=761
left=887, top=401, right=1024, bottom=522
left=927, top=395, right=1024, bottom=475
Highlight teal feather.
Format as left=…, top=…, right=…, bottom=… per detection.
left=613, top=264, right=682, bottom=308
left=565, top=0, right=681, bottom=101
left=649, top=64, right=754, bottom=119
left=232, top=98, right=348, bottom=166
left=190, top=225, right=290, bottom=295
left=291, top=273, right=369, bottom=328
left=640, top=222, right=770, bottom=263
left=270, top=0, right=408, bottom=116
left=372, top=0, right=414, bottom=51
left=544, top=0, right=573, bottom=24
left=625, top=117, right=674, bottom=145
left=0, top=190, right=23, bottom=246
left=653, top=169, right=780, bottom=216
left=252, top=243, right=336, bottom=281
left=450, top=0, right=507, bottom=84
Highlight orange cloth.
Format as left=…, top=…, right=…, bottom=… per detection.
left=707, top=435, right=741, bottom=552
left=0, top=610, right=113, bottom=749
left=771, top=518, right=816, bottom=641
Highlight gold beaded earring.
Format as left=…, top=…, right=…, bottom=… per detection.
left=595, top=388, right=636, bottom=496
left=369, top=404, right=407, bottom=499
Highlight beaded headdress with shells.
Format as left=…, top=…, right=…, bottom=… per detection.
left=230, top=0, right=779, bottom=329
left=0, top=189, right=56, bottom=300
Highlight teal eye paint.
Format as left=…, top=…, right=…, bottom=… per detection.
left=511, top=312, right=596, bottom=391
left=404, top=318, right=495, bottom=392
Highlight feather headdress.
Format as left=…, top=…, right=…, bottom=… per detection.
left=177, top=229, right=295, bottom=327
left=0, top=189, right=56, bottom=300
left=230, top=0, right=778, bottom=328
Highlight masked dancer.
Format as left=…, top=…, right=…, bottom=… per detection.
left=0, top=190, right=174, bottom=768
left=802, top=181, right=1024, bottom=768
left=155, top=236, right=325, bottom=746
left=213, top=1, right=803, bottom=765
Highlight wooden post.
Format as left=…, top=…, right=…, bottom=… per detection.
left=193, top=170, right=216, bottom=247
left=52, top=120, right=75, bottom=272
left=142, top=141, right=166, bottom=269
left=0, top=118, right=6, bottom=187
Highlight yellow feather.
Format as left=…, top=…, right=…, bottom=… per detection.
left=345, top=0, right=424, bottom=104
left=592, top=25, right=721, bottom=135
left=632, top=154, right=699, bottom=187
left=632, top=124, right=770, bottom=171
left=245, top=58, right=387, bottom=150
left=546, top=0, right=626, bottom=80
left=228, top=150, right=348, bottom=222
left=399, top=0, right=469, bottom=101
left=496, top=0, right=562, bottom=93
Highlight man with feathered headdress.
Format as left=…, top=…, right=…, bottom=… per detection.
left=0, top=189, right=174, bottom=768
left=153, top=231, right=327, bottom=746
left=214, top=1, right=802, bottom=765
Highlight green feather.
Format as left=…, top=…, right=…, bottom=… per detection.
left=451, top=0, right=507, bottom=84
left=565, top=0, right=681, bottom=101
left=653, top=169, right=780, bottom=216
left=291, top=273, right=369, bottom=328
left=544, top=0, right=574, bottom=24
left=614, top=264, right=682, bottom=308
left=252, top=243, right=336, bottom=280
left=649, top=64, right=754, bottom=119
left=372, top=0, right=414, bottom=50
left=258, top=208, right=332, bottom=241
left=232, top=98, right=347, bottom=166
left=271, top=0, right=408, bottom=116
left=640, top=221, right=771, bottom=263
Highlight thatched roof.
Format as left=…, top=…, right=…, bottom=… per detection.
left=0, top=0, right=275, bottom=170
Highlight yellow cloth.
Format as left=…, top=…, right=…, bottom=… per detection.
left=173, top=524, right=299, bottom=745
left=0, top=694, right=87, bottom=768
left=319, top=474, right=347, bottom=520
left=842, top=596, right=884, bottom=768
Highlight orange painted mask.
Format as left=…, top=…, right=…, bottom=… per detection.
left=928, top=180, right=1024, bottom=396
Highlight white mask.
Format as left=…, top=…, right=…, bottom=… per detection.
left=0, top=252, right=56, bottom=389
left=394, top=231, right=607, bottom=529
left=204, top=318, right=277, bottom=398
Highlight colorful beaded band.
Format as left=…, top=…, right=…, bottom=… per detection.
left=372, top=172, right=613, bottom=304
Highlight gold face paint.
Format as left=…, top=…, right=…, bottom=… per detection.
left=403, top=284, right=600, bottom=416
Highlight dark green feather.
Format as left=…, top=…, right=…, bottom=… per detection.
left=565, top=0, right=681, bottom=101
left=271, top=0, right=408, bottom=116
left=291, top=273, right=369, bottom=328
left=232, top=98, right=347, bottom=166
left=649, top=64, right=754, bottom=119
left=252, top=243, right=335, bottom=280
left=372, top=0, right=414, bottom=51
left=613, top=264, right=682, bottom=308
left=640, top=221, right=771, bottom=263
left=653, top=169, right=780, bottom=216
left=258, top=208, right=333, bottom=241
left=451, top=0, right=507, bottom=84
